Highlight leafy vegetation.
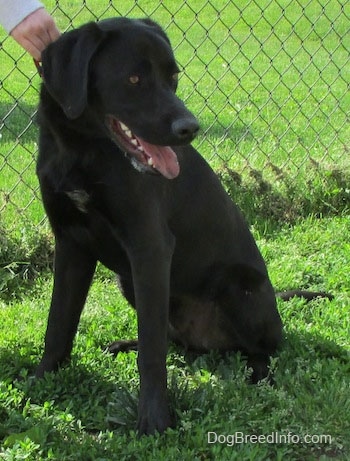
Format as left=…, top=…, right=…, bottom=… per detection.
left=0, top=217, right=349, bottom=459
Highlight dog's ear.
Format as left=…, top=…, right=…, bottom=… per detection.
left=138, top=18, right=171, bottom=45
left=42, top=23, right=105, bottom=119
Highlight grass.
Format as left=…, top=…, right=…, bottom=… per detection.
left=0, top=0, right=349, bottom=459
left=0, top=217, right=349, bottom=460
left=1, top=0, right=349, bottom=234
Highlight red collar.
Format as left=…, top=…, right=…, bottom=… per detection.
left=34, top=59, right=44, bottom=79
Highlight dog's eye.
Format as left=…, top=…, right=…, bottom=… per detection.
left=129, top=75, right=140, bottom=84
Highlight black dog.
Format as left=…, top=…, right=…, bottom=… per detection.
left=36, top=17, right=284, bottom=435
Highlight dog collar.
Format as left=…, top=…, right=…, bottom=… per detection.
left=34, top=59, right=44, bottom=79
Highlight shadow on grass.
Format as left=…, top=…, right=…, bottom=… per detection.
left=0, top=227, right=53, bottom=301
left=0, top=321, right=348, bottom=459
left=1, top=115, right=349, bottom=300
left=0, top=102, right=38, bottom=144
left=219, top=160, right=350, bottom=234
left=0, top=325, right=347, bottom=418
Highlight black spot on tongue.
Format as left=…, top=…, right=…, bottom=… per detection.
left=136, top=137, right=180, bottom=179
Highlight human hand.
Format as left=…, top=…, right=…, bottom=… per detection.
left=10, top=8, right=60, bottom=61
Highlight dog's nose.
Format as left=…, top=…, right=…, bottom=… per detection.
left=172, top=117, right=199, bottom=142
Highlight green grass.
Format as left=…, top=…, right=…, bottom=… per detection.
left=0, top=217, right=349, bottom=460
left=1, top=0, right=349, bottom=233
left=0, top=0, right=349, bottom=459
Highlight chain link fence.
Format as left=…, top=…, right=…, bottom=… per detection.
left=1, top=0, right=349, bottom=235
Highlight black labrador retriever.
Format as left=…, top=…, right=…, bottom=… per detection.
left=35, top=17, right=321, bottom=435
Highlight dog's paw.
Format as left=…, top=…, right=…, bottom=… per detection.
left=137, top=398, right=174, bottom=436
left=246, top=354, right=272, bottom=384
left=35, top=355, right=68, bottom=378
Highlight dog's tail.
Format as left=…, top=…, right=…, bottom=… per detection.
left=276, top=290, right=334, bottom=302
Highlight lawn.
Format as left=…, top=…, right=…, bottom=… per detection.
left=0, top=0, right=349, bottom=459
left=0, top=217, right=349, bottom=460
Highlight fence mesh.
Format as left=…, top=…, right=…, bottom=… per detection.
left=1, top=0, right=349, bottom=234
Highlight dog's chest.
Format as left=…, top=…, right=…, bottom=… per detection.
left=65, top=189, right=90, bottom=213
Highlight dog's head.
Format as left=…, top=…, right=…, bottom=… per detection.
left=41, top=17, right=199, bottom=179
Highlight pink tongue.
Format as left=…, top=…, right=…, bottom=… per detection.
left=137, top=138, right=180, bottom=179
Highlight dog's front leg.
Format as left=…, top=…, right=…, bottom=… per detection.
left=36, top=237, right=96, bottom=377
left=129, top=237, right=174, bottom=436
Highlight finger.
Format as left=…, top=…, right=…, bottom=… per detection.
left=47, top=23, right=61, bottom=43
left=16, top=37, right=42, bottom=61
left=11, top=28, right=47, bottom=60
left=30, top=23, right=61, bottom=58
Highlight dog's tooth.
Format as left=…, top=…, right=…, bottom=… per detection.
left=147, top=157, right=154, bottom=166
left=126, top=130, right=132, bottom=138
left=131, top=139, right=138, bottom=146
left=119, top=122, right=128, bottom=131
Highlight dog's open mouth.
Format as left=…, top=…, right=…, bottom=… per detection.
left=106, top=115, right=180, bottom=179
